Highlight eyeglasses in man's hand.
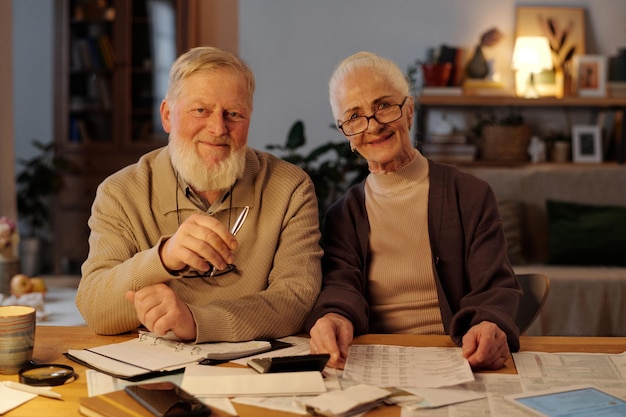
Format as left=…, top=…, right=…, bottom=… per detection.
left=182, top=206, right=249, bottom=279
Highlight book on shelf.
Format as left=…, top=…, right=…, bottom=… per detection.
left=421, top=86, right=463, bottom=96
left=428, top=132, right=467, bottom=144
left=421, top=143, right=477, bottom=162
left=97, top=35, right=115, bottom=70
left=66, top=330, right=290, bottom=381
left=608, top=82, right=626, bottom=98
left=463, top=79, right=513, bottom=96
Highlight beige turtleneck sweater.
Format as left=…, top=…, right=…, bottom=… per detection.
left=364, top=150, right=445, bottom=334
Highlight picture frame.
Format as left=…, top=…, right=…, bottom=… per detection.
left=573, top=55, right=607, bottom=97
left=515, top=6, right=586, bottom=96
left=572, top=125, right=603, bottom=163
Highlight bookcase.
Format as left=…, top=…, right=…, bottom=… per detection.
left=416, top=95, right=626, bottom=166
left=52, top=0, right=199, bottom=273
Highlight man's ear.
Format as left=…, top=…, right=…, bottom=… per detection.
left=160, top=99, right=171, bottom=133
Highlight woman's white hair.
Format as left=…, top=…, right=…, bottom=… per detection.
left=328, top=52, right=409, bottom=115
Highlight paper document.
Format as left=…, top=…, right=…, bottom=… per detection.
left=181, top=364, right=327, bottom=397
left=513, top=351, right=626, bottom=394
left=344, top=344, right=474, bottom=388
left=303, top=384, right=390, bottom=417
left=0, top=383, right=38, bottom=414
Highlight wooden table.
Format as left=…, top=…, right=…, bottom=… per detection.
left=4, top=327, right=626, bottom=416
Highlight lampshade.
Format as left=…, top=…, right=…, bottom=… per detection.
left=512, top=36, right=553, bottom=73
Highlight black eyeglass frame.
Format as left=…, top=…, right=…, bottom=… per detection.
left=179, top=205, right=249, bottom=279
left=337, top=96, right=409, bottom=136
left=174, top=173, right=249, bottom=280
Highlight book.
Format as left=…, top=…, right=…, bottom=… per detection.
left=428, top=132, right=467, bottom=144
left=463, top=79, right=513, bottom=96
left=421, top=143, right=477, bottom=163
left=420, top=87, right=463, bottom=96
left=79, top=389, right=154, bottom=417
left=66, top=331, right=284, bottom=381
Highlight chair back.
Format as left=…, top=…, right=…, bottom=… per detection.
left=515, top=273, right=550, bottom=334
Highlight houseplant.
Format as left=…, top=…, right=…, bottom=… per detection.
left=266, top=120, right=369, bottom=224
left=472, top=110, right=531, bottom=161
left=16, top=140, right=72, bottom=274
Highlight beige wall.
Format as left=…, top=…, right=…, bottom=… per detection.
left=0, top=0, right=16, bottom=221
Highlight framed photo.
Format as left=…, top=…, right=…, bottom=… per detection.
left=573, top=55, right=607, bottom=97
left=572, top=125, right=602, bottom=163
left=515, top=6, right=586, bottom=96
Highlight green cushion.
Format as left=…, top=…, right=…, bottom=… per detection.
left=547, top=200, right=626, bottom=266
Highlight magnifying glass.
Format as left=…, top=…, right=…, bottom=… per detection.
left=19, top=361, right=77, bottom=386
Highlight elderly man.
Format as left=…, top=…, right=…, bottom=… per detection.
left=76, top=47, right=322, bottom=343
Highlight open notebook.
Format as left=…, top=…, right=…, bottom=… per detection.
left=66, top=331, right=287, bottom=381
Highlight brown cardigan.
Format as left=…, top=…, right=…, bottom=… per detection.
left=305, top=159, right=522, bottom=352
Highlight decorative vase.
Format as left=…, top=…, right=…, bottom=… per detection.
left=466, top=46, right=489, bottom=79
left=555, top=69, right=564, bottom=98
left=551, top=142, right=571, bottom=163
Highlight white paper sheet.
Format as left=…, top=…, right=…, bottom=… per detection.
left=0, top=383, right=37, bottom=415
left=343, top=345, right=475, bottom=388
left=513, top=351, right=626, bottom=398
left=181, top=364, right=327, bottom=397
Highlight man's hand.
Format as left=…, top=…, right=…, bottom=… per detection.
left=309, top=313, right=354, bottom=369
left=461, top=321, right=510, bottom=369
left=160, top=213, right=238, bottom=273
left=126, top=283, right=196, bottom=340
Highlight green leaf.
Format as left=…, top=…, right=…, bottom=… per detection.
left=286, top=120, right=306, bottom=150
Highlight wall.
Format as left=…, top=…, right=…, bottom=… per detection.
left=8, top=0, right=626, bottom=172
left=239, top=0, right=626, bottom=154
left=12, top=0, right=54, bottom=174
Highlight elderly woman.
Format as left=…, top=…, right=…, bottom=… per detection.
left=305, top=52, right=521, bottom=370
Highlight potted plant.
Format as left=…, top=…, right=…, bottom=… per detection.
left=16, top=140, right=72, bottom=274
left=267, top=120, right=369, bottom=225
left=471, top=110, right=531, bottom=161
left=544, top=131, right=572, bottom=162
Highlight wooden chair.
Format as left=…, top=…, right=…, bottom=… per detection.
left=515, top=273, right=550, bottom=334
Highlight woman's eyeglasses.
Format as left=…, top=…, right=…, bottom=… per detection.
left=182, top=206, right=249, bottom=279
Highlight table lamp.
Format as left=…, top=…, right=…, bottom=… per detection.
left=512, top=36, right=553, bottom=98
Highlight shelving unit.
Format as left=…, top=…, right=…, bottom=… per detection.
left=52, top=0, right=198, bottom=273
left=416, top=94, right=626, bottom=165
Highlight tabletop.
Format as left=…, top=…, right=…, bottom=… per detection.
left=4, top=326, right=626, bottom=417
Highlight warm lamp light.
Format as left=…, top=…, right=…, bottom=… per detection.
left=512, top=36, right=553, bottom=98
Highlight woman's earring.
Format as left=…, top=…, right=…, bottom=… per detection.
left=350, top=143, right=356, bottom=152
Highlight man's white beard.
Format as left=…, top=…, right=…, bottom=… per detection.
left=169, top=135, right=246, bottom=192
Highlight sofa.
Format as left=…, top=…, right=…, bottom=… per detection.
left=461, top=163, right=626, bottom=337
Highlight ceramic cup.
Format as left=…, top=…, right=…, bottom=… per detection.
left=0, top=305, right=36, bottom=375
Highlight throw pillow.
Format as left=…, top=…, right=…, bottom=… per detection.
left=547, top=199, right=626, bottom=266
left=497, top=200, right=526, bottom=265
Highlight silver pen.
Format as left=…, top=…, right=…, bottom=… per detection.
left=230, top=205, right=250, bottom=236
left=209, top=206, right=249, bottom=277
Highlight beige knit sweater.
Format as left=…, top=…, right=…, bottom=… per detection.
left=76, top=146, right=323, bottom=342
left=365, top=151, right=445, bottom=334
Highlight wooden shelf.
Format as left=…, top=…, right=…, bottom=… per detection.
left=417, top=95, right=626, bottom=107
